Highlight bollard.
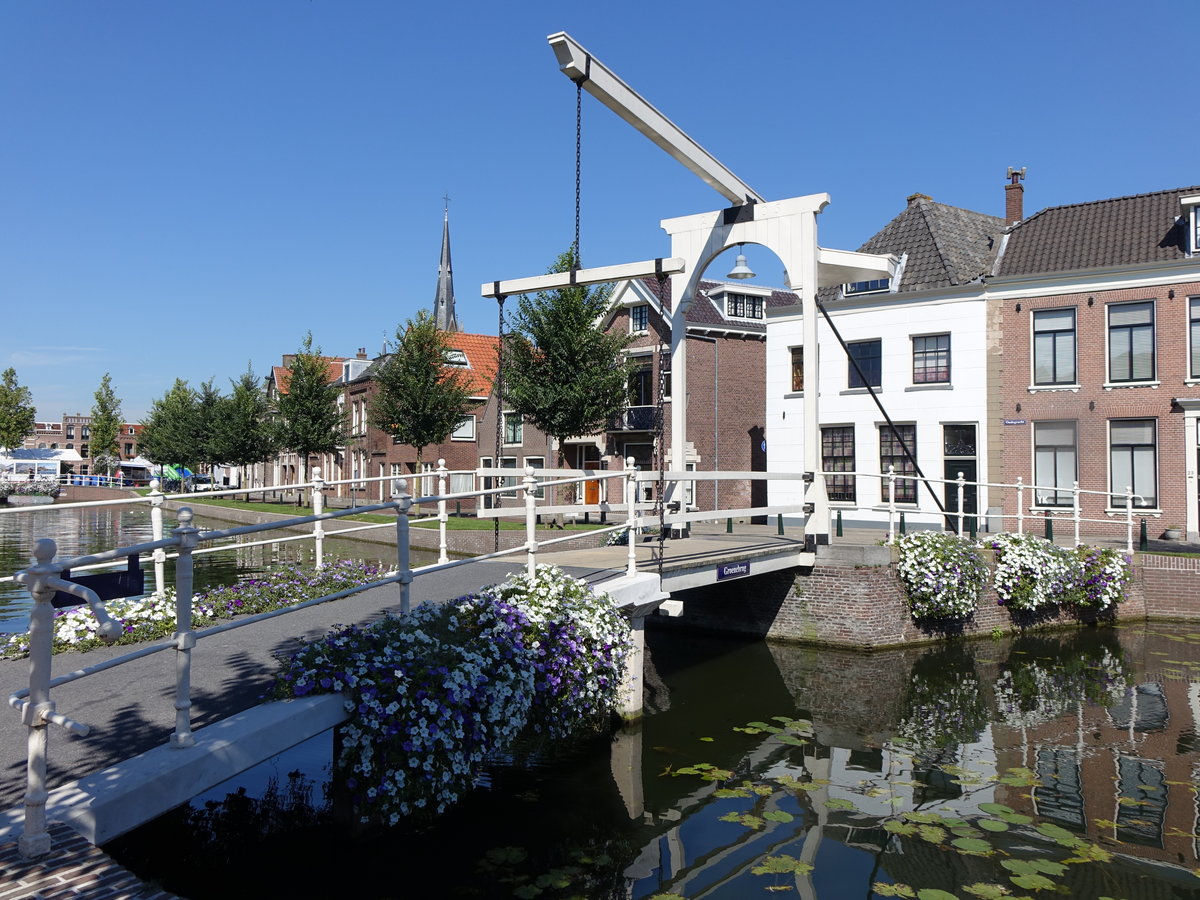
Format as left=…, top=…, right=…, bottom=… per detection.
left=455, top=501, right=461, bottom=518
left=1044, top=512, right=1053, bottom=542
left=777, top=514, right=784, bottom=536
left=969, top=515, right=977, bottom=540
left=1139, top=517, right=1148, bottom=552
left=836, top=509, right=843, bottom=538
left=899, top=512, right=906, bottom=535
left=726, top=517, right=733, bottom=534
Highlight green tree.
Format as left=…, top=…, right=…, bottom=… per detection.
left=275, top=333, right=347, bottom=491
left=368, top=311, right=475, bottom=468
left=88, top=373, right=123, bottom=477
left=138, top=379, right=202, bottom=479
left=193, top=378, right=224, bottom=470
left=0, top=368, right=36, bottom=451
left=210, top=367, right=277, bottom=496
left=503, top=249, right=633, bottom=470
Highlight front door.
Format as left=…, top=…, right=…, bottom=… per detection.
left=942, top=424, right=978, bottom=533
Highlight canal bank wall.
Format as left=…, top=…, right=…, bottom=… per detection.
left=658, top=543, right=1199, bottom=650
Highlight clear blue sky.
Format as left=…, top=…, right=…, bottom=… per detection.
left=3, top=0, right=1195, bottom=421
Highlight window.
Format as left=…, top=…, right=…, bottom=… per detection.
left=66, top=426, right=74, bottom=440
left=1115, top=757, right=1167, bottom=847
left=790, top=348, right=804, bottom=393
left=1108, top=301, right=1155, bottom=382
left=1033, top=422, right=1077, bottom=506
left=912, top=334, right=950, bottom=384
left=1110, top=419, right=1157, bottom=507
left=1033, top=308, right=1077, bottom=385
left=503, top=412, right=523, bottom=445
left=525, top=456, right=545, bottom=498
left=848, top=340, right=882, bottom=389
left=451, top=415, right=476, bottom=441
left=629, top=304, right=649, bottom=332
left=629, top=365, right=654, bottom=406
left=445, top=349, right=469, bottom=367
left=821, top=426, right=855, bottom=502
left=449, top=472, right=473, bottom=494
left=726, top=293, right=764, bottom=319
left=1190, top=298, right=1200, bottom=378
left=845, top=278, right=890, bottom=295
left=123, top=443, right=134, bottom=456
left=1034, top=749, right=1085, bottom=828
left=499, top=456, right=518, bottom=497
left=479, top=457, right=493, bottom=508
left=880, top=424, right=916, bottom=503
left=126, top=426, right=136, bottom=435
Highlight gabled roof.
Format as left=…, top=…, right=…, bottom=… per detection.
left=631, top=277, right=797, bottom=335
left=995, top=185, right=1200, bottom=276
left=270, top=357, right=347, bottom=394
left=355, top=332, right=499, bottom=398
left=849, top=195, right=1005, bottom=294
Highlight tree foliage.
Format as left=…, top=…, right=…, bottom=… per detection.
left=368, top=311, right=475, bottom=466
left=275, top=333, right=347, bottom=483
left=193, top=379, right=224, bottom=469
left=210, top=367, right=277, bottom=471
left=502, top=249, right=632, bottom=463
left=0, top=368, right=36, bottom=452
left=138, top=379, right=202, bottom=471
left=88, top=373, right=123, bottom=475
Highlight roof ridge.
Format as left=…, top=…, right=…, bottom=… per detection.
left=912, top=200, right=961, bottom=285
left=1013, top=184, right=1200, bottom=231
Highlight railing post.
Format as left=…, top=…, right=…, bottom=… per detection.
left=149, top=479, right=166, bottom=596
left=887, top=465, right=897, bottom=544
left=1016, top=477, right=1025, bottom=536
left=1080, top=480, right=1089, bottom=549
left=392, top=479, right=412, bottom=615
left=311, top=468, right=325, bottom=570
left=170, top=508, right=200, bottom=748
left=524, top=466, right=539, bottom=577
left=956, top=471, right=965, bottom=536
left=625, top=458, right=638, bottom=578
left=16, top=540, right=59, bottom=858
left=437, top=459, right=449, bottom=565
left=1125, top=485, right=1135, bottom=555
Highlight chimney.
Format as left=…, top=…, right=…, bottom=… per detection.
left=1005, top=167, right=1026, bottom=225
left=357, top=347, right=367, bottom=359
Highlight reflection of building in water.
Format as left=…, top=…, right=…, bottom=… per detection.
left=994, top=673, right=1200, bottom=869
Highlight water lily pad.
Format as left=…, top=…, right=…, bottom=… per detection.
left=917, top=890, right=960, bottom=900
left=1010, top=873, right=1055, bottom=891
left=978, top=818, right=1009, bottom=833
left=1035, top=822, right=1076, bottom=842
left=751, top=854, right=813, bottom=875
left=918, top=824, right=948, bottom=844
left=826, top=797, right=858, bottom=811
left=962, top=885, right=1010, bottom=899
left=998, top=812, right=1033, bottom=825
left=884, top=819, right=918, bottom=835
left=777, top=734, right=808, bottom=747
left=979, top=802, right=1015, bottom=815
left=763, top=809, right=794, bottom=823
left=872, top=884, right=915, bottom=898
left=952, top=837, right=992, bottom=853
left=714, top=788, right=751, bottom=799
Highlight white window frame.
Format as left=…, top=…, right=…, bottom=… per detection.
left=1108, top=418, right=1158, bottom=510
left=725, top=292, right=765, bottom=320
left=844, top=278, right=890, bottom=296
left=1032, top=421, right=1077, bottom=508
left=1188, top=297, right=1200, bottom=382
left=1105, top=300, right=1157, bottom=386
left=911, top=332, right=951, bottom=385
left=499, top=456, right=518, bottom=498
left=525, top=456, right=545, bottom=499
left=451, top=415, right=476, bottom=441
left=502, top=412, right=523, bottom=446
left=629, top=304, right=650, bottom=333
left=1031, top=307, right=1078, bottom=388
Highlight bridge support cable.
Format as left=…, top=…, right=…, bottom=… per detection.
left=815, top=300, right=946, bottom=514
left=493, top=295, right=506, bottom=553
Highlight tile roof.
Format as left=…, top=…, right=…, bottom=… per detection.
left=640, top=277, right=797, bottom=334
left=995, top=185, right=1199, bottom=276
left=355, top=332, right=499, bottom=398
left=271, top=357, right=347, bottom=395
left=849, top=195, right=1005, bottom=294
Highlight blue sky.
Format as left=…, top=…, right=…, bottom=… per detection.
left=3, top=0, right=1196, bottom=421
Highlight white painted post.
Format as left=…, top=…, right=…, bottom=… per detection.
left=1016, top=477, right=1025, bottom=536
left=437, top=459, right=449, bottom=565
left=956, top=472, right=965, bottom=536
left=392, top=479, right=412, bottom=614
left=17, top=540, right=58, bottom=858
left=149, top=479, right=166, bottom=597
left=170, top=508, right=199, bottom=748
left=524, top=466, right=538, bottom=577
left=311, top=469, right=325, bottom=570
left=1080, top=482, right=1089, bottom=547
left=1125, top=485, right=1136, bottom=555
left=886, top=465, right=897, bottom=544
left=626, top=459, right=640, bottom=577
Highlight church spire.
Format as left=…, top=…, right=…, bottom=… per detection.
left=434, top=197, right=458, bottom=332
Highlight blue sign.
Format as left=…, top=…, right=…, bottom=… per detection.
left=717, top=560, right=751, bottom=580
left=1003, top=419, right=1027, bottom=426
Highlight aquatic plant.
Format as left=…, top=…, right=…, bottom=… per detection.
left=272, top=564, right=631, bottom=824
left=894, top=531, right=986, bottom=620
left=0, top=559, right=386, bottom=659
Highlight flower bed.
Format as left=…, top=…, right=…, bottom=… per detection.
left=271, top=564, right=632, bottom=824
left=0, top=477, right=61, bottom=500
left=894, top=531, right=986, bottom=620
left=0, top=560, right=387, bottom=659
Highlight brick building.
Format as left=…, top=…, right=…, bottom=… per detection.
left=21, top=417, right=144, bottom=477
left=989, top=184, right=1200, bottom=537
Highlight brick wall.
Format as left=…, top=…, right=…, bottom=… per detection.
left=654, top=544, right=1185, bottom=650
left=998, top=280, right=1200, bottom=536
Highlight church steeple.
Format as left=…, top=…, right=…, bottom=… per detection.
left=434, top=198, right=458, bottom=332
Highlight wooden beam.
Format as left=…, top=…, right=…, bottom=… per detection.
left=482, top=257, right=685, bottom=298
left=548, top=32, right=763, bottom=207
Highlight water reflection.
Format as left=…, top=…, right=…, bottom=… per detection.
left=108, top=624, right=1200, bottom=899
left=0, top=505, right=397, bottom=631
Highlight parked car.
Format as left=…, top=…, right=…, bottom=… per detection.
left=191, top=474, right=218, bottom=492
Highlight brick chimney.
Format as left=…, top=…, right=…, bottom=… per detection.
left=1005, top=167, right=1026, bottom=225
left=357, top=347, right=368, bottom=359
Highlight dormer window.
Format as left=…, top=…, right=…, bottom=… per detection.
left=845, top=278, right=890, bottom=296
left=445, top=350, right=469, bottom=367
left=1182, top=194, right=1200, bottom=255
left=726, top=293, right=764, bottom=320
left=629, top=304, right=649, bottom=333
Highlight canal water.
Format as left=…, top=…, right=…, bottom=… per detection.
left=0, top=503, right=403, bottom=632
left=106, top=621, right=1200, bottom=899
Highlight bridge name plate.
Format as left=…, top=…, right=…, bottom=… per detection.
left=716, top=560, right=751, bottom=580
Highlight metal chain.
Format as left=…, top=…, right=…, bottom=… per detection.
left=574, top=78, right=582, bottom=267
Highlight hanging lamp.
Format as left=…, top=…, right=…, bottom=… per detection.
left=727, top=243, right=756, bottom=280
